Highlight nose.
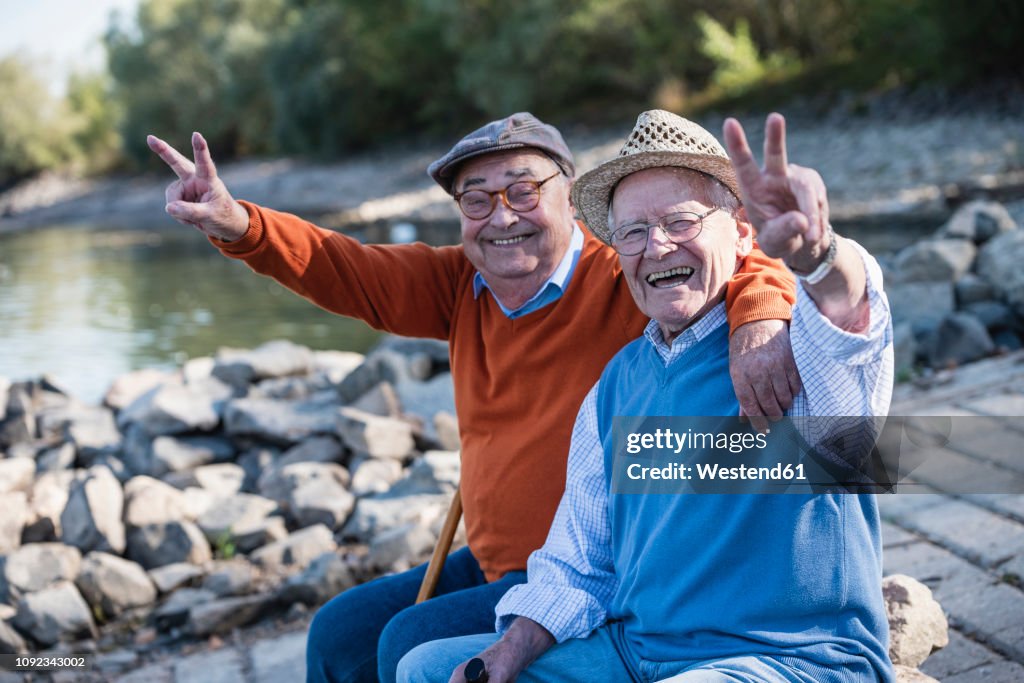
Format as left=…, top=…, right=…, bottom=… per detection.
left=643, top=224, right=676, bottom=259
left=487, top=199, right=519, bottom=231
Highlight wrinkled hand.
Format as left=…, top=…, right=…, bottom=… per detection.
left=722, top=114, right=831, bottom=274
left=448, top=644, right=521, bottom=683
left=730, top=319, right=802, bottom=433
left=146, top=132, right=249, bottom=242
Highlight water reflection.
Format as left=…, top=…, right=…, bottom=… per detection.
left=0, top=224, right=380, bottom=404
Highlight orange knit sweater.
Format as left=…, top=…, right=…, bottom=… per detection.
left=215, top=201, right=796, bottom=581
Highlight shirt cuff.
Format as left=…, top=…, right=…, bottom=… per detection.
left=208, top=200, right=265, bottom=255
left=495, top=583, right=605, bottom=643
left=794, top=238, right=892, bottom=365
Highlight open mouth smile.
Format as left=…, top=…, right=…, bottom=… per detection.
left=646, top=266, right=694, bottom=288
left=489, top=234, right=532, bottom=246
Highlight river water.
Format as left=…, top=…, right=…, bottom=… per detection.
left=0, top=223, right=381, bottom=404
left=0, top=217, right=932, bottom=405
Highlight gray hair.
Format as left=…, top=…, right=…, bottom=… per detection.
left=607, top=166, right=742, bottom=231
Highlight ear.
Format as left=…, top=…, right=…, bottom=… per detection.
left=734, top=209, right=754, bottom=258
left=565, top=175, right=576, bottom=213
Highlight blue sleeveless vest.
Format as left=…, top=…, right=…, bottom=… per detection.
left=595, top=324, right=892, bottom=682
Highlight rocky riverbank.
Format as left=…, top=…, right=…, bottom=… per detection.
left=0, top=336, right=464, bottom=672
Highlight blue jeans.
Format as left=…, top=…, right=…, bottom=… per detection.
left=306, top=546, right=526, bottom=683
left=398, top=626, right=828, bottom=683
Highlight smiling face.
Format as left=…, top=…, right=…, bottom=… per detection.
left=611, top=167, right=752, bottom=343
left=455, top=150, right=575, bottom=302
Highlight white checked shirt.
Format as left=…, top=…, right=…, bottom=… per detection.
left=495, top=240, right=895, bottom=642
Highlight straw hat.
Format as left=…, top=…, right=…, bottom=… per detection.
left=571, top=110, right=740, bottom=244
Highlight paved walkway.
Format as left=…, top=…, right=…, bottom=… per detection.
left=88, top=352, right=1024, bottom=683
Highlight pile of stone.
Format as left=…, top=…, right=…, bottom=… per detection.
left=884, top=200, right=1024, bottom=374
left=0, top=337, right=461, bottom=656
left=884, top=574, right=949, bottom=683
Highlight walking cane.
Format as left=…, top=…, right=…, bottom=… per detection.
left=416, top=486, right=463, bottom=603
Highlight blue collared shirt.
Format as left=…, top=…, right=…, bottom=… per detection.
left=472, top=225, right=584, bottom=318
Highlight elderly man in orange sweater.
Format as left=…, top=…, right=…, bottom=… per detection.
left=147, top=113, right=799, bottom=683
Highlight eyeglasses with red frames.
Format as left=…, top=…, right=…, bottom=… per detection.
left=453, top=172, right=561, bottom=220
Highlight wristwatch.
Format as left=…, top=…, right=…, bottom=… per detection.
left=790, top=223, right=837, bottom=285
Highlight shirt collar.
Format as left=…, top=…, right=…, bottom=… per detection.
left=473, top=223, right=584, bottom=305
left=643, top=302, right=728, bottom=364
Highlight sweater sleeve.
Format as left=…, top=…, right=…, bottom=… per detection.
left=724, top=243, right=797, bottom=334
left=209, top=201, right=464, bottom=340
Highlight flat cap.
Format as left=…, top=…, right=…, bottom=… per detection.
left=428, top=112, right=575, bottom=195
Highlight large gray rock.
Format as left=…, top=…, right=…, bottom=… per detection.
left=64, top=407, right=122, bottom=463
left=258, top=462, right=350, bottom=504
left=123, top=476, right=190, bottom=528
left=147, top=562, right=204, bottom=594
left=251, top=524, right=337, bottom=571
left=127, top=521, right=212, bottom=569
left=953, top=273, right=995, bottom=307
left=311, top=350, right=365, bottom=385
left=0, top=411, right=34, bottom=448
left=231, top=516, right=288, bottom=554
left=349, top=456, right=403, bottom=497
left=288, top=478, right=355, bottom=530
left=433, top=411, right=461, bottom=452
left=978, top=229, right=1024, bottom=313
left=118, top=382, right=227, bottom=436
left=103, top=368, right=176, bottom=411
left=36, top=441, right=76, bottom=472
left=60, top=465, right=125, bottom=554
left=237, top=446, right=279, bottom=493
left=887, top=282, right=954, bottom=328
left=13, top=581, right=96, bottom=646
left=188, top=463, right=246, bottom=499
left=0, top=618, right=27, bottom=655
left=394, top=374, right=457, bottom=443
left=3, top=543, right=82, bottom=596
left=341, top=493, right=450, bottom=542
left=938, top=199, right=1018, bottom=244
left=883, top=574, right=948, bottom=668
left=75, top=552, right=157, bottom=619
left=365, top=523, right=436, bottom=573
left=153, top=587, right=216, bottom=632
left=186, top=594, right=270, bottom=637
left=927, top=313, right=995, bottom=368
left=201, top=559, right=255, bottom=598
left=0, top=458, right=34, bottom=494
left=213, top=340, right=314, bottom=387
left=120, top=424, right=152, bottom=477
left=350, top=381, right=402, bottom=417
left=224, top=394, right=339, bottom=446
left=962, top=300, right=1017, bottom=332
left=150, top=435, right=235, bottom=476
left=278, top=551, right=355, bottom=606
left=337, top=350, right=428, bottom=403
left=336, top=407, right=415, bottom=460
left=197, top=493, right=278, bottom=545
left=387, top=451, right=459, bottom=497
left=0, top=491, right=27, bottom=553
left=893, top=239, right=976, bottom=283
left=277, top=436, right=346, bottom=469
left=23, top=470, right=75, bottom=542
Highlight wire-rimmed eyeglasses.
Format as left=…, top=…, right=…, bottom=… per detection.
left=610, top=207, right=721, bottom=256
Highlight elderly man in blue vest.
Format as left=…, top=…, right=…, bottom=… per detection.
left=397, top=109, right=895, bottom=683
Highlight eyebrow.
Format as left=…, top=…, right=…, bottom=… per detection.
left=460, top=167, right=538, bottom=190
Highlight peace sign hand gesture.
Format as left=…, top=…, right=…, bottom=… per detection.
left=722, top=114, right=832, bottom=275
left=147, top=132, right=249, bottom=242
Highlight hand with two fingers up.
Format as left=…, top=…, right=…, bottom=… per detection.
left=146, top=132, right=249, bottom=243
left=722, top=113, right=833, bottom=277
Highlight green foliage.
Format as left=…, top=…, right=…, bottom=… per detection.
left=66, top=72, right=123, bottom=173
left=214, top=531, right=237, bottom=560
left=696, top=12, right=800, bottom=95
left=0, top=56, right=78, bottom=185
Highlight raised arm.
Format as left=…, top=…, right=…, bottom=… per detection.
left=147, top=132, right=249, bottom=242
left=723, top=114, right=870, bottom=333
